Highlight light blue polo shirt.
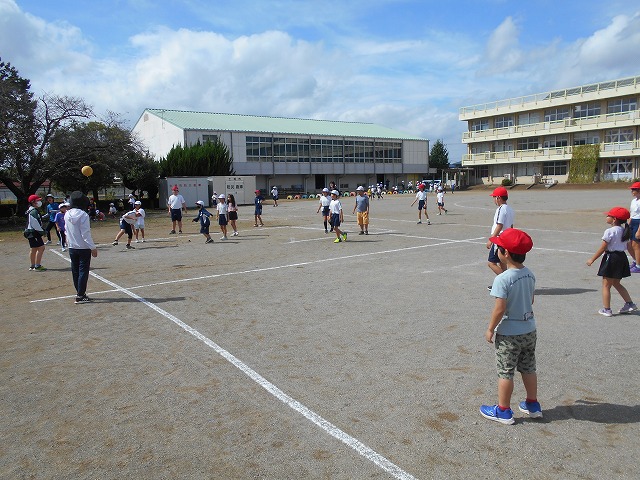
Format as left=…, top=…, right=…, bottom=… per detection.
left=490, top=266, right=536, bottom=336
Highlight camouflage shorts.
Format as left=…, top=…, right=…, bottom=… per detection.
left=495, top=330, right=537, bottom=379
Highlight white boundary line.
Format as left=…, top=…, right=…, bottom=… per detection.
left=46, top=250, right=417, bottom=480
left=34, top=236, right=487, bottom=303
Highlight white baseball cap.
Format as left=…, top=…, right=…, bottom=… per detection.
left=218, top=194, right=225, bottom=199
left=195, top=200, right=204, bottom=206
left=331, top=190, right=339, bottom=196
left=322, top=188, right=329, bottom=192
left=356, top=186, right=364, bottom=191
left=134, top=200, right=142, bottom=205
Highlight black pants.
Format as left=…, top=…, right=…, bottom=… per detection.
left=69, top=248, right=92, bottom=297
left=45, top=220, right=60, bottom=242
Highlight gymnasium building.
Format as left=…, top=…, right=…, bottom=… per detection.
left=133, top=109, right=430, bottom=193
left=459, top=75, right=640, bottom=185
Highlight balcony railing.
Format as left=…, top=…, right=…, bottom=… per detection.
left=462, top=140, right=640, bottom=165
left=460, top=75, right=640, bottom=116
left=462, top=109, right=640, bottom=141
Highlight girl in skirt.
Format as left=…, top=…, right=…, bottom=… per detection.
left=587, top=207, right=637, bottom=316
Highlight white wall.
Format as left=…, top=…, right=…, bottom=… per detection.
left=132, top=111, right=185, bottom=159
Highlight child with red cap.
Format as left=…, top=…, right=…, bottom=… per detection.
left=480, top=228, right=540, bottom=425
left=627, top=182, right=640, bottom=273
left=587, top=207, right=637, bottom=316
left=486, top=186, right=515, bottom=278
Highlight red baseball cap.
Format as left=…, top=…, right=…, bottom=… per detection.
left=489, top=228, right=533, bottom=255
left=27, top=194, right=42, bottom=203
left=490, top=187, right=508, bottom=197
left=605, top=206, right=630, bottom=221
left=418, top=183, right=425, bottom=189
left=629, top=182, right=640, bottom=190
left=171, top=185, right=179, bottom=191
left=255, top=190, right=260, bottom=194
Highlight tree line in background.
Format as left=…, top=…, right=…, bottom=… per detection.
left=0, top=57, right=234, bottom=214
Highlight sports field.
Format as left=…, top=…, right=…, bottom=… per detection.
left=1, top=186, right=639, bottom=479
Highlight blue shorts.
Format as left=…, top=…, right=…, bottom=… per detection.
left=330, top=213, right=341, bottom=227
left=119, top=221, right=133, bottom=238
left=255, top=206, right=262, bottom=216
left=418, top=200, right=425, bottom=210
left=488, top=243, right=500, bottom=263
left=630, top=219, right=640, bottom=242
left=218, top=214, right=228, bottom=226
left=170, top=208, right=182, bottom=221
left=322, top=206, right=330, bottom=216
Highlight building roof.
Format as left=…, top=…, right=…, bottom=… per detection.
left=142, top=108, right=426, bottom=141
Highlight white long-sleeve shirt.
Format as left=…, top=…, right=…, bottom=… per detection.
left=64, top=208, right=96, bottom=250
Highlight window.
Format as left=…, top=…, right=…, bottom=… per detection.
left=494, top=116, right=513, bottom=129
left=203, top=134, right=218, bottom=143
left=542, top=135, right=568, bottom=148
left=470, top=142, right=490, bottom=154
left=493, top=141, right=513, bottom=152
left=246, top=136, right=273, bottom=161
left=471, top=119, right=488, bottom=131
left=517, top=137, right=539, bottom=150
left=518, top=112, right=540, bottom=125
left=607, top=97, right=637, bottom=114
left=573, top=131, right=600, bottom=145
left=477, top=165, right=489, bottom=177
left=605, top=128, right=634, bottom=144
left=544, top=108, right=570, bottom=122
left=573, top=103, right=601, bottom=118
left=604, top=159, right=633, bottom=180
left=543, top=161, right=567, bottom=176
left=273, top=137, right=301, bottom=162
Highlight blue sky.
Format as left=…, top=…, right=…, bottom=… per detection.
left=1, top=0, right=639, bottom=161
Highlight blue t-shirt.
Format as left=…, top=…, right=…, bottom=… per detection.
left=490, top=266, right=536, bottom=336
left=255, top=195, right=263, bottom=207
left=47, top=202, right=59, bottom=221
left=354, top=195, right=369, bottom=212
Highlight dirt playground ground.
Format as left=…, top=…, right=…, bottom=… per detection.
left=1, top=186, right=639, bottom=479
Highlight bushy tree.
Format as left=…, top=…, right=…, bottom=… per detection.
left=47, top=117, right=142, bottom=200
left=159, top=138, right=234, bottom=177
left=0, top=58, right=93, bottom=212
left=429, top=139, right=450, bottom=174
left=119, top=150, right=160, bottom=202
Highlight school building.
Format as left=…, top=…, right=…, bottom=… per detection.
left=459, top=75, right=640, bottom=185
left=133, top=109, right=430, bottom=193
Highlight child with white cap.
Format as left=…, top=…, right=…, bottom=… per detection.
left=192, top=200, right=213, bottom=243
left=133, top=200, right=146, bottom=243
left=352, top=186, right=369, bottom=235
left=216, top=193, right=229, bottom=240
left=317, top=187, right=331, bottom=233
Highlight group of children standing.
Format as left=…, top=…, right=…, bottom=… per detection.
left=193, top=193, right=241, bottom=243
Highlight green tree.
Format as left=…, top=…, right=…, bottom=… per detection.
left=47, top=118, right=141, bottom=200
left=119, top=150, right=160, bottom=203
left=429, top=139, right=450, bottom=175
left=0, top=59, right=93, bottom=212
left=159, top=138, right=234, bottom=177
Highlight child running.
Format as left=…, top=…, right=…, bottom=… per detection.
left=227, top=193, right=239, bottom=236
left=586, top=206, right=637, bottom=316
left=480, top=228, right=540, bottom=425
left=329, top=190, right=346, bottom=243
left=317, top=187, right=331, bottom=233
left=216, top=193, right=228, bottom=240
left=436, top=187, right=448, bottom=215
left=193, top=200, right=213, bottom=243
left=410, top=183, right=431, bottom=224
left=133, top=200, right=146, bottom=242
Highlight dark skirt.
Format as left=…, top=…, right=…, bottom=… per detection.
left=597, top=251, right=631, bottom=279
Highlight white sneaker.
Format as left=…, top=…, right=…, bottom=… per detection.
left=44, top=240, right=51, bottom=245
left=135, top=239, right=140, bottom=243
left=220, top=236, right=227, bottom=240
left=233, top=232, right=239, bottom=236
left=141, top=239, right=145, bottom=243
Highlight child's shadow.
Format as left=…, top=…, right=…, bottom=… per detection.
left=543, top=399, right=640, bottom=424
